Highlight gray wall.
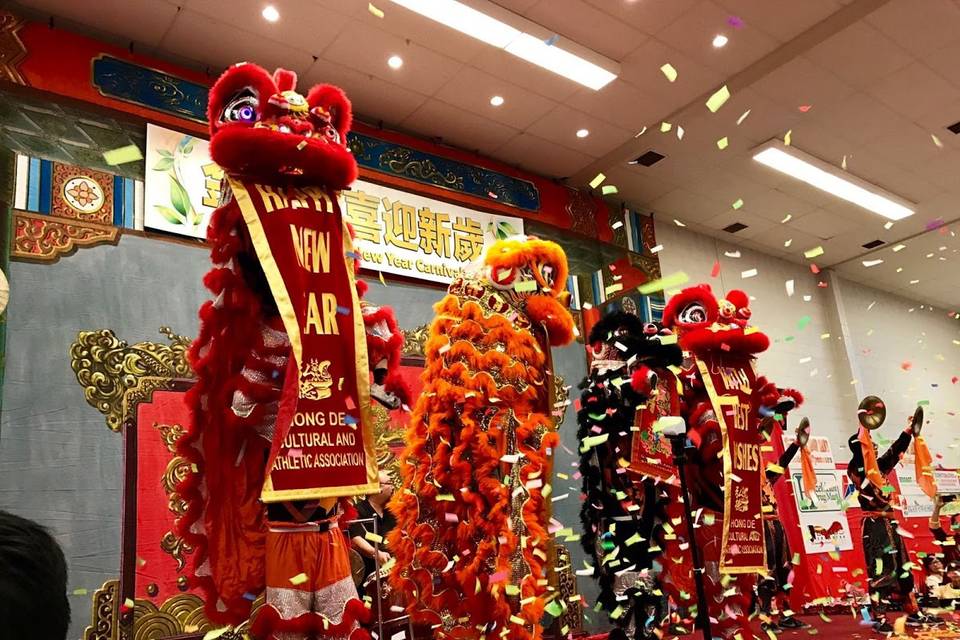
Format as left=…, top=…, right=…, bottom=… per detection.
left=0, top=235, right=208, bottom=640
left=0, top=239, right=596, bottom=638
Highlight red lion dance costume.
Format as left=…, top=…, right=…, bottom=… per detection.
left=177, top=64, right=407, bottom=640
left=660, top=285, right=800, bottom=639
left=388, top=237, right=576, bottom=639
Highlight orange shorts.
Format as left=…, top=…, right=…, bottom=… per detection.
left=258, top=521, right=365, bottom=640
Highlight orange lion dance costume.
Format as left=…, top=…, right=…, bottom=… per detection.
left=177, top=63, right=407, bottom=640
left=388, top=237, right=576, bottom=639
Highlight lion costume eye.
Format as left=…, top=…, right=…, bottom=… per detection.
left=678, top=301, right=707, bottom=325
left=221, top=90, right=259, bottom=124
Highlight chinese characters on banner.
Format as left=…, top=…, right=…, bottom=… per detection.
left=341, top=180, right=524, bottom=284
left=792, top=436, right=854, bottom=553
left=144, top=124, right=222, bottom=238
left=142, top=125, right=524, bottom=284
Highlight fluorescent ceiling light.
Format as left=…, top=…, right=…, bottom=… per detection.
left=504, top=33, right=616, bottom=90
left=752, top=140, right=915, bottom=220
left=388, top=0, right=618, bottom=90
left=389, top=0, right=519, bottom=47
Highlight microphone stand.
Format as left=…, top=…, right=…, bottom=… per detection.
left=669, top=433, right=713, bottom=640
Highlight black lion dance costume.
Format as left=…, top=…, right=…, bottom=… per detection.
left=577, top=312, right=683, bottom=640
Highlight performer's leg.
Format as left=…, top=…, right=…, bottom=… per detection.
left=311, top=527, right=368, bottom=639
left=772, top=522, right=805, bottom=629
left=693, top=511, right=752, bottom=639
left=261, top=525, right=313, bottom=640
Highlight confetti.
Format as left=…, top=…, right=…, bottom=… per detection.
left=336, top=305, right=350, bottom=315
left=803, top=246, right=824, bottom=259
left=711, top=260, right=721, bottom=277
left=797, top=315, right=811, bottom=330
left=798, top=105, right=812, bottom=113
left=862, top=259, right=883, bottom=267
left=365, top=531, right=384, bottom=543
left=660, top=63, right=678, bottom=82
left=732, top=198, right=743, bottom=210
left=892, top=243, right=906, bottom=252
left=289, top=573, right=309, bottom=586
left=367, top=2, right=384, bottom=17
left=780, top=214, right=792, bottom=223
left=661, top=122, right=673, bottom=133
left=784, top=238, right=792, bottom=247
left=706, top=85, right=731, bottom=112
left=841, top=155, right=848, bottom=170
left=736, top=109, right=751, bottom=125
left=649, top=244, right=663, bottom=253
left=717, top=137, right=729, bottom=150
left=72, top=588, right=89, bottom=596
left=103, top=145, right=143, bottom=165
left=296, top=140, right=307, bottom=151
left=673, top=219, right=686, bottom=227
left=727, top=15, right=744, bottom=28
left=589, top=173, right=606, bottom=189
left=514, top=279, right=538, bottom=293
left=204, top=628, right=234, bottom=640
left=741, top=268, right=758, bottom=279
left=677, top=125, right=685, bottom=140
left=638, top=271, right=689, bottom=295
left=784, top=129, right=792, bottom=146
left=601, top=185, right=619, bottom=195
left=932, top=133, right=944, bottom=149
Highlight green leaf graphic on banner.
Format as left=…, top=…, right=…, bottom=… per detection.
left=154, top=205, right=186, bottom=224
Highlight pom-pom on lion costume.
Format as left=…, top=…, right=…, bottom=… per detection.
left=176, top=63, right=406, bottom=640
left=388, top=237, right=575, bottom=640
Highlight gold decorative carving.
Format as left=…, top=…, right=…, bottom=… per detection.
left=13, top=210, right=120, bottom=263
left=370, top=403, right=404, bottom=486
left=555, top=545, right=583, bottom=635
left=154, top=422, right=194, bottom=570
left=83, top=579, right=121, bottom=640
left=379, top=148, right=463, bottom=190
left=553, top=374, right=569, bottom=425
left=401, top=324, right=429, bottom=360
left=70, top=327, right=192, bottom=432
left=129, top=592, right=263, bottom=639
left=0, top=11, right=28, bottom=85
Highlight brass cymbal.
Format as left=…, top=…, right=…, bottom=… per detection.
left=796, top=417, right=810, bottom=448
left=858, top=395, right=886, bottom=430
left=912, top=406, right=924, bottom=435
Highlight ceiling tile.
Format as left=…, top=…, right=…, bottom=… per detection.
left=750, top=55, right=855, bottom=113
left=22, top=0, right=180, bottom=47
left=400, top=99, right=520, bottom=156
left=322, top=20, right=463, bottom=96
left=861, top=122, right=944, bottom=171
left=432, top=66, right=558, bottom=130
left=303, top=59, right=428, bottom=126
left=924, top=39, right=960, bottom=91
left=804, top=22, right=914, bottom=91
left=865, top=0, right=960, bottom=59
left=701, top=210, right=775, bottom=240
left=352, top=1, right=489, bottom=64
left=160, top=8, right=315, bottom=74
left=602, top=165, right=679, bottom=207
left=524, top=0, right=649, bottom=60
left=489, top=0, right=541, bottom=14
left=736, top=188, right=820, bottom=223
left=524, top=104, right=631, bottom=157
left=581, top=0, right=703, bottom=35
left=649, top=188, right=726, bottom=223
left=618, top=38, right=727, bottom=112
left=564, top=81, right=664, bottom=132
left=787, top=208, right=862, bottom=240
left=866, top=62, right=960, bottom=121
left=183, top=0, right=349, bottom=56
left=712, top=0, right=841, bottom=42
left=809, top=92, right=912, bottom=146
left=657, top=0, right=781, bottom=74
left=469, top=48, right=582, bottom=103
left=494, top=133, right=594, bottom=178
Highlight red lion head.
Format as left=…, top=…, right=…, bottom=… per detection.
left=661, top=284, right=770, bottom=355
left=207, top=63, right=357, bottom=188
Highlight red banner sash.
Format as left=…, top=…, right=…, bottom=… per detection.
left=629, top=369, right=682, bottom=482
left=229, top=177, right=377, bottom=501
left=696, top=355, right=766, bottom=574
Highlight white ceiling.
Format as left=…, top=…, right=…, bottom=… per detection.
left=14, top=0, right=960, bottom=309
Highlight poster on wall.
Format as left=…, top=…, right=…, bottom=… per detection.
left=899, top=445, right=934, bottom=518
left=341, top=179, right=523, bottom=284
left=793, top=436, right=854, bottom=553
left=144, top=124, right=224, bottom=239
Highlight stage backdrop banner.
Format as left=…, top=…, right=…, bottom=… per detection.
left=142, top=125, right=524, bottom=284
left=792, top=436, right=854, bottom=553
left=341, top=179, right=524, bottom=284
left=144, top=124, right=222, bottom=239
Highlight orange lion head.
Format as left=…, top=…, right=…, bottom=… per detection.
left=207, top=63, right=357, bottom=188
left=482, top=236, right=576, bottom=347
